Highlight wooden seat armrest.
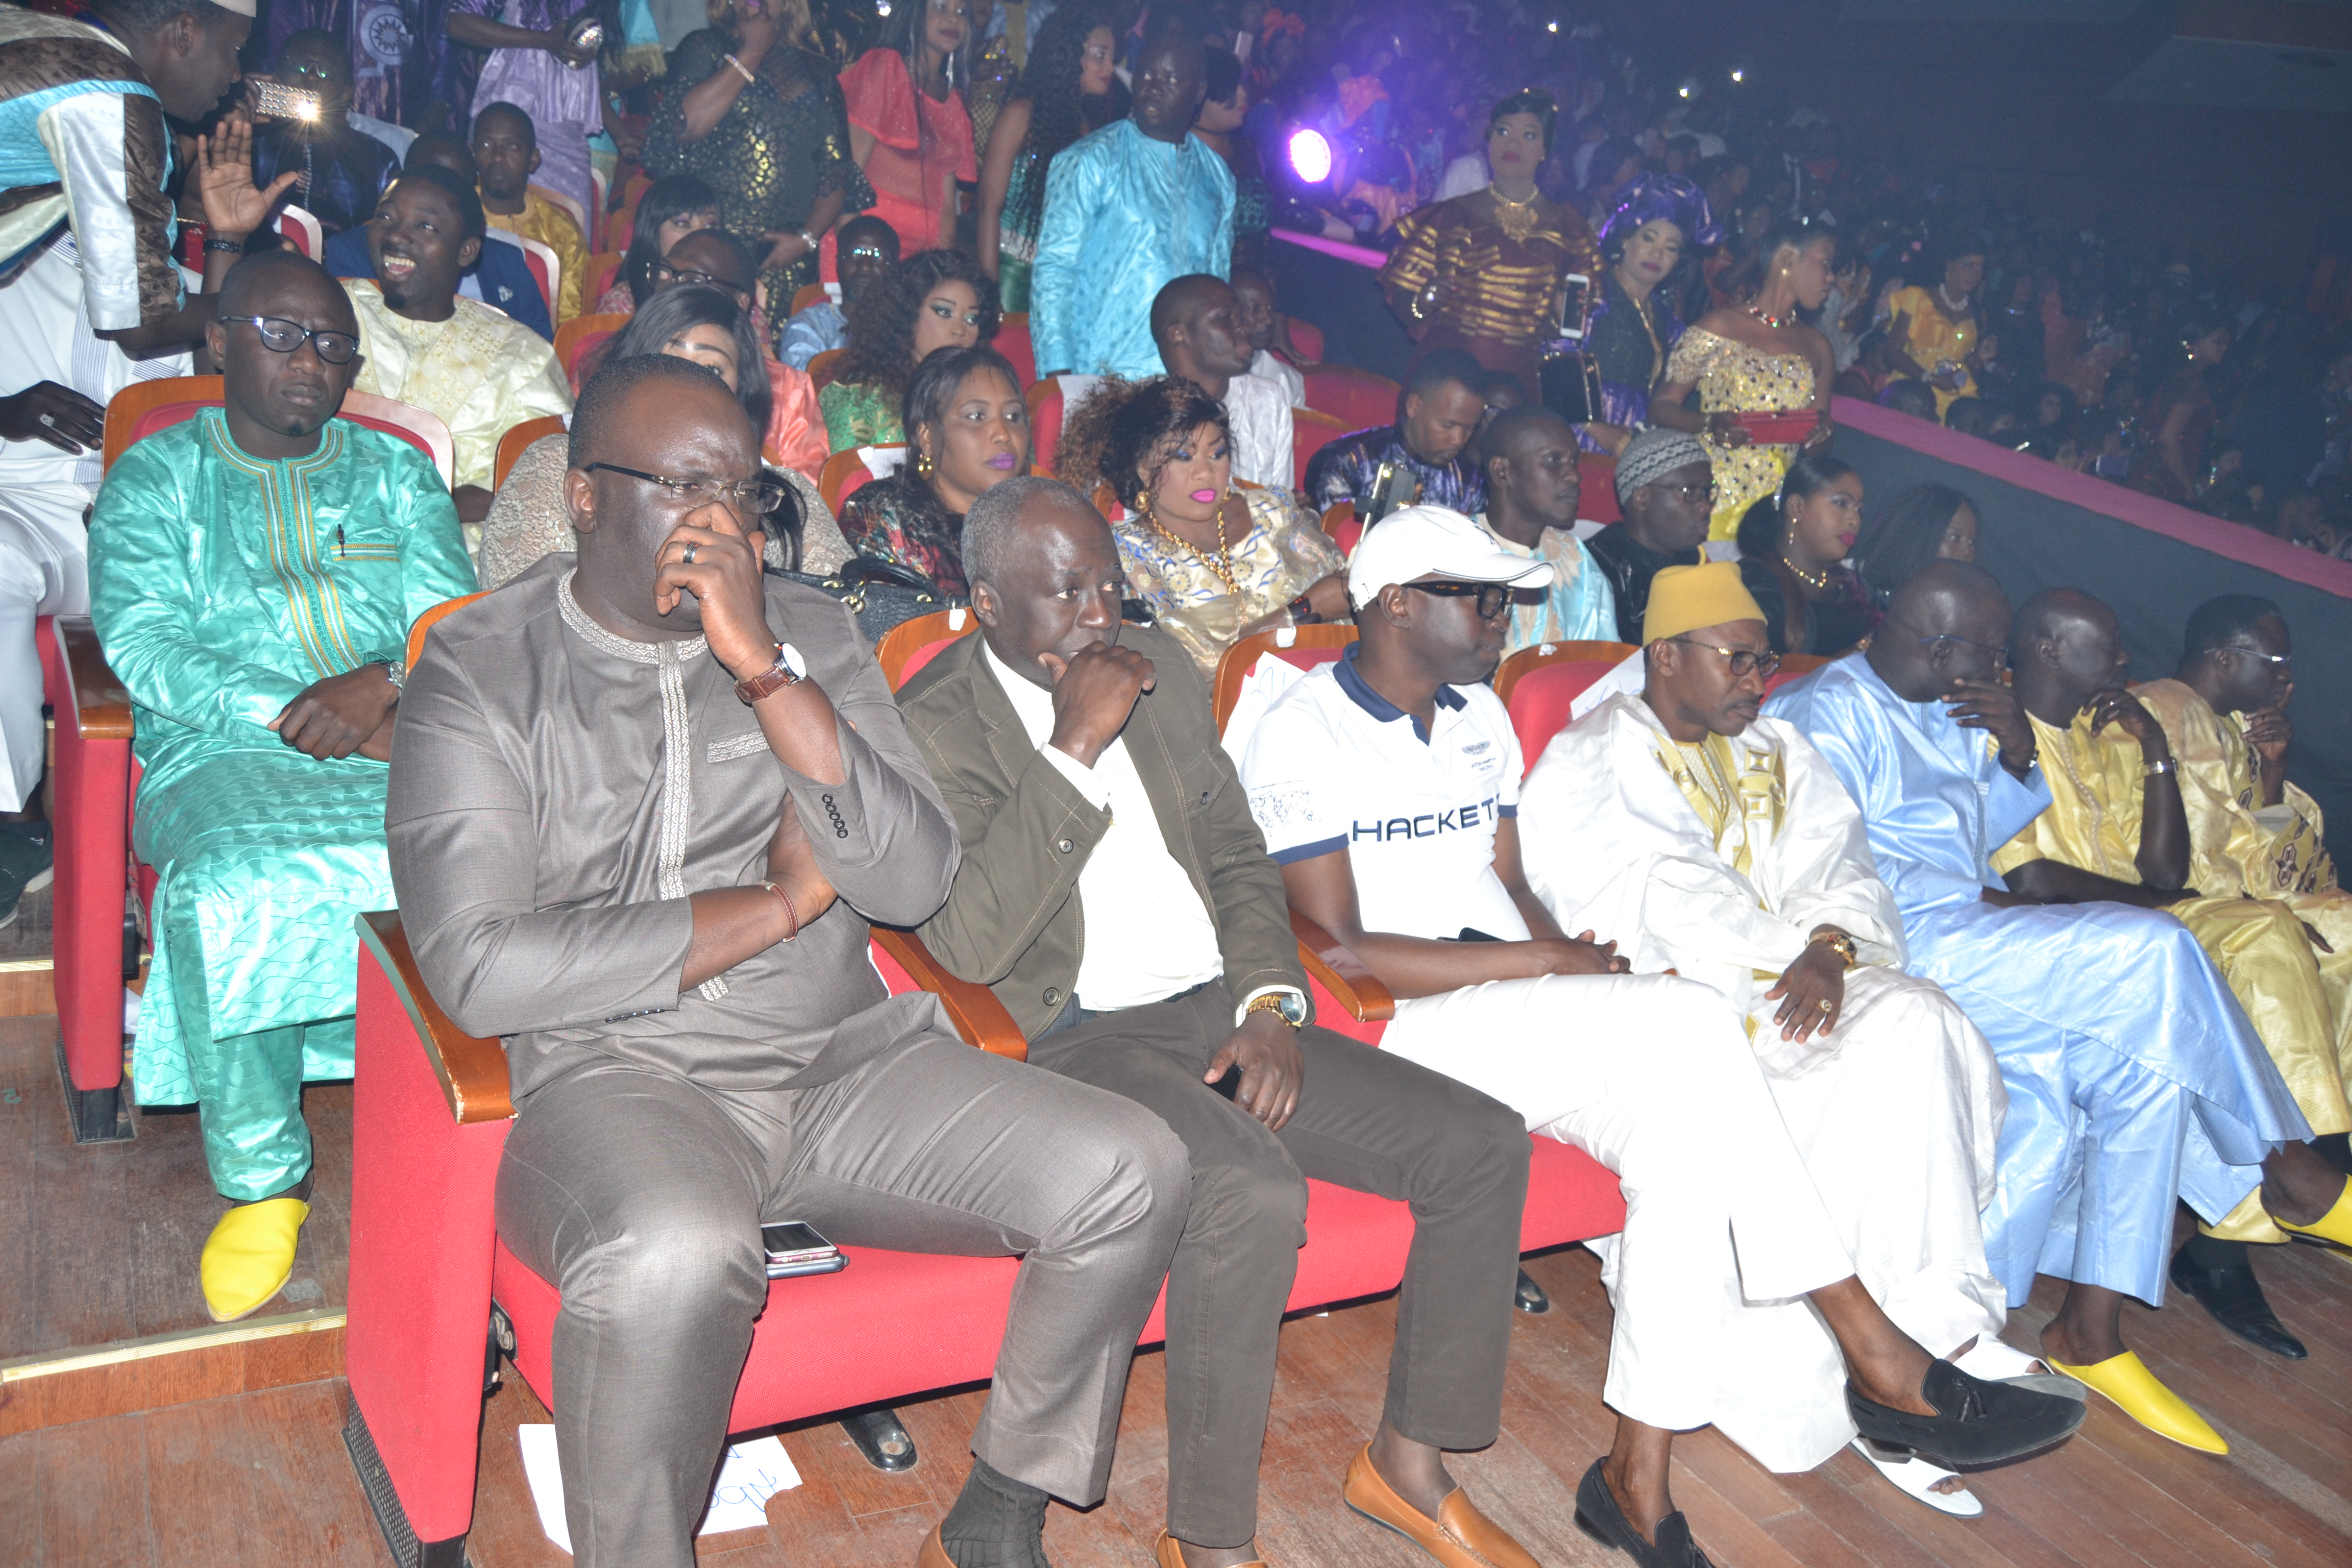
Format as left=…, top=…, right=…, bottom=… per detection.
left=357, top=912, right=515, bottom=1124
left=1290, top=909, right=1395, bottom=1022
left=57, top=617, right=132, bottom=740
left=872, top=928, right=1030, bottom=1061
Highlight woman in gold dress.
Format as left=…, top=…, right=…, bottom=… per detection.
left=1649, top=216, right=1837, bottom=541
left=1883, top=242, right=1988, bottom=416
left=1379, top=88, right=1600, bottom=401
left=1056, top=377, right=1352, bottom=677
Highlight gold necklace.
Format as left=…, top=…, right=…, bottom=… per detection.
left=1143, top=491, right=1239, bottom=592
left=1782, top=552, right=1832, bottom=592
left=1491, top=185, right=1540, bottom=243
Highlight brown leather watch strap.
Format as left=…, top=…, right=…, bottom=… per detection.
left=734, top=646, right=803, bottom=705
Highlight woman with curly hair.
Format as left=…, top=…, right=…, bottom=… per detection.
left=820, top=248, right=1000, bottom=450
left=975, top=1, right=1117, bottom=311
left=836, top=344, right=1028, bottom=595
left=1057, top=376, right=1351, bottom=675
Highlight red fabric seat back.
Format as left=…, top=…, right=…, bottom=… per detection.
left=1507, top=661, right=1616, bottom=774
left=1304, top=365, right=1401, bottom=430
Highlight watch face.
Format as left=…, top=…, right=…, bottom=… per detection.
left=778, top=642, right=808, bottom=679
left=1275, top=992, right=1307, bottom=1025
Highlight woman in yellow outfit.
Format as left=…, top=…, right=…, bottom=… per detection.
left=1884, top=244, right=1986, bottom=415
left=1649, top=215, right=1837, bottom=541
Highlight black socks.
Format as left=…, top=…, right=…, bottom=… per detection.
left=938, top=1458, right=1051, bottom=1568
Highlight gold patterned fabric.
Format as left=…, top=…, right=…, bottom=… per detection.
left=1990, top=710, right=2351, bottom=1242
left=487, top=187, right=590, bottom=324
left=2135, top=679, right=2336, bottom=898
left=1379, top=190, right=1601, bottom=350
left=1663, top=326, right=1816, bottom=541
left=1111, top=487, right=1344, bottom=677
left=347, top=280, right=575, bottom=493
left=1885, top=285, right=1977, bottom=414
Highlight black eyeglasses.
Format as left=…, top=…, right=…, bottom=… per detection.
left=650, top=263, right=750, bottom=303
left=225, top=315, right=359, bottom=364
left=1669, top=638, right=1780, bottom=678
left=583, top=462, right=790, bottom=516
left=1886, top=611, right=2007, bottom=669
left=1405, top=580, right=1515, bottom=620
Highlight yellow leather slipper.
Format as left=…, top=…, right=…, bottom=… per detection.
left=2045, top=1350, right=2226, bottom=1454
left=2275, top=1175, right=2352, bottom=1253
left=201, top=1197, right=309, bottom=1323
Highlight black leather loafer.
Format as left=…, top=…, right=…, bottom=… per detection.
left=1574, top=1458, right=1715, bottom=1567
left=1515, top=1267, right=1551, bottom=1314
left=2170, top=1245, right=2307, bottom=1359
left=1848, top=1358, right=2084, bottom=1467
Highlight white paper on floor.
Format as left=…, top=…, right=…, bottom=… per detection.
left=517, top=1425, right=802, bottom=1554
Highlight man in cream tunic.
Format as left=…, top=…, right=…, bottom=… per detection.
left=1519, top=561, right=2016, bottom=1493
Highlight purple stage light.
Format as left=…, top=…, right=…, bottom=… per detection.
left=1288, top=127, right=1333, bottom=184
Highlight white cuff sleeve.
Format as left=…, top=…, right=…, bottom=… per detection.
left=1039, top=741, right=1115, bottom=810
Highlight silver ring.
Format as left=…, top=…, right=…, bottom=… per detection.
left=37, top=413, right=56, bottom=428
left=681, top=544, right=698, bottom=565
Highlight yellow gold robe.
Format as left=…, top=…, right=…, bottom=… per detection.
left=486, top=186, right=590, bottom=325
left=1991, top=707, right=2350, bottom=1243
left=348, top=280, right=575, bottom=495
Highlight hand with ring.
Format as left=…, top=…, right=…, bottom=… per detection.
left=1762, top=938, right=1848, bottom=1043
left=682, top=543, right=699, bottom=565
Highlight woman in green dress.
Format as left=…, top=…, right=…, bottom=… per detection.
left=644, top=0, right=875, bottom=325
left=821, top=247, right=1000, bottom=450
left=974, top=1, right=1117, bottom=313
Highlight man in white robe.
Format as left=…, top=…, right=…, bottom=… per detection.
left=1520, top=560, right=2029, bottom=1513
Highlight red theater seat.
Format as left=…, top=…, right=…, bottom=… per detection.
left=1492, top=641, right=1637, bottom=775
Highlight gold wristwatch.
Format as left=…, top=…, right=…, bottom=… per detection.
left=1246, top=992, right=1305, bottom=1028
left=1809, top=929, right=1860, bottom=970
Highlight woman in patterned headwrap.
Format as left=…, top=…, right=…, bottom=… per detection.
left=1578, top=173, right=1719, bottom=455
left=1379, top=87, right=1599, bottom=402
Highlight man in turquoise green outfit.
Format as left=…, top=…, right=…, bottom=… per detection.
left=88, top=252, right=476, bottom=1322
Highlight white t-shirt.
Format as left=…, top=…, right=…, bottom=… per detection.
left=1222, top=370, right=1295, bottom=493
left=1240, top=646, right=1529, bottom=942
left=979, top=641, right=1227, bottom=1011
left=1249, top=347, right=1305, bottom=409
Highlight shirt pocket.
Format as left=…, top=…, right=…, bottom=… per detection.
left=707, top=730, right=772, bottom=765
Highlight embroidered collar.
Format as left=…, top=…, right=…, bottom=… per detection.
left=557, top=570, right=707, bottom=665
left=1334, top=642, right=1463, bottom=745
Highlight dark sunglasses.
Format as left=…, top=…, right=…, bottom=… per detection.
left=1405, top=580, right=1514, bottom=620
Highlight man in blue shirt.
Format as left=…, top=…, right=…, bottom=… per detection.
left=1768, top=560, right=2312, bottom=1456
left=322, top=132, right=552, bottom=340
left=1031, top=30, right=1233, bottom=378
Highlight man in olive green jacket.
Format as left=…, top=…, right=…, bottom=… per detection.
left=895, top=476, right=1541, bottom=1568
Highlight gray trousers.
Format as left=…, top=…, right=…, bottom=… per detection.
left=1028, top=982, right=1530, bottom=1549
left=494, top=1035, right=1193, bottom=1568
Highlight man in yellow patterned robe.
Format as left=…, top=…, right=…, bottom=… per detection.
left=1993, top=589, right=2351, bottom=1363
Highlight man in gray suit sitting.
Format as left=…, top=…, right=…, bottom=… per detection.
left=896, top=476, right=1538, bottom=1568
left=386, top=358, right=1191, bottom=1568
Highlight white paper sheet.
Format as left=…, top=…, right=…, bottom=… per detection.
left=518, top=1425, right=802, bottom=1554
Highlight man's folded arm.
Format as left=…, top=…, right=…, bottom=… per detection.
left=386, top=653, right=695, bottom=1038
left=911, top=723, right=1109, bottom=985
left=769, top=649, right=962, bottom=926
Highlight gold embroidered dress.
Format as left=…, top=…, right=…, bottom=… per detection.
left=1663, top=326, right=1816, bottom=540
left=347, top=279, right=575, bottom=494
left=1990, top=707, right=2351, bottom=1243
left=1111, top=487, right=1343, bottom=677
left=85, top=410, right=476, bottom=1198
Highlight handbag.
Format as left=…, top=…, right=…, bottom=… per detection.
left=771, top=557, right=959, bottom=644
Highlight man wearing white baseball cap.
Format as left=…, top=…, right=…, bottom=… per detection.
left=1238, top=507, right=2085, bottom=1568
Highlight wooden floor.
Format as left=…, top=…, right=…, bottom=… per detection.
left=6, top=1231, right=2351, bottom=1567
left=0, top=1013, right=351, bottom=1359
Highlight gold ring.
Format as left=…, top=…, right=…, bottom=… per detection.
left=1819, top=999, right=1833, bottom=1012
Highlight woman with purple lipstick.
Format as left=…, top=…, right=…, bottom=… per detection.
left=835, top=343, right=1028, bottom=597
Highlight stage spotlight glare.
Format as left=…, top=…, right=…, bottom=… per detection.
left=1289, top=127, right=1333, bottom=184
left=1678, top=85, right=1691, bottom=97
left=1547, top=20, right=1558, bottom=31
left=1730, top=68, right=1745, bottom=83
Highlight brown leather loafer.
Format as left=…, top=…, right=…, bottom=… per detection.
left=1341, top=1445, right=1539, bottom=1568
left=916, top=1525, right=954, bottom=1566
left=1154, top=1528, right=1268, bottom=1567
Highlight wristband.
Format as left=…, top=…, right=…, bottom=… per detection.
left=724, top=52, right=757, bottom=84
left=796, top=229, right=819, bottom=252
left=2142, top=755, right=2175, bottom=778
left=204, top=237, right=245, bottom=255
left=761, top=880, right=800, bottom=941
left=1287, top=593, right=1316, bottom=625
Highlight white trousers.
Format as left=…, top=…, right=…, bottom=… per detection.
left=0, top=482, right=91, bottom=813
left=1384, top=966, right=2008, bottom=1472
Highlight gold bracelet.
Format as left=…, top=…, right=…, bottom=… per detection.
left=1808, top=929, right=1859, bottom=970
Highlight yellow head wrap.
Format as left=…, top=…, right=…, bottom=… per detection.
left=1643, top=561, right=1767, bottom=645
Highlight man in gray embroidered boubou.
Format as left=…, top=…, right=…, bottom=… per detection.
left=385, top=356, right=1191, bottom=1568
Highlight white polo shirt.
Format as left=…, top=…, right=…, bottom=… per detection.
left=1240, top=645, right=1530, bottom=942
